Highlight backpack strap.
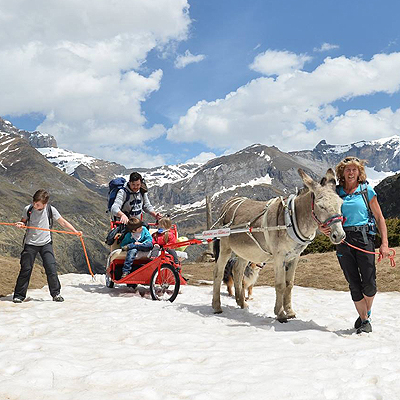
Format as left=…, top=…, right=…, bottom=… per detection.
left=359, top=182, right=372, bottom=214
left=27, top=204, right=34, bottom=223
left=47, top=204, right=53, bottom=229
left=119, top=187, right=132, bottom=217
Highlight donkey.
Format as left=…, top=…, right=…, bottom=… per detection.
left=212, top=168, right=345, bottom=322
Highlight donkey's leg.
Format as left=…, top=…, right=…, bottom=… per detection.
left=283, top=257, right=299, bottom=319
left=232, top=258, right=248, bottom=309
left=273, top=256, right=287, bottom=322
left=212, top=238, right=231, bottom=314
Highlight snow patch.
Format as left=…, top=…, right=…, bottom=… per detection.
left=365, top=167, right=400, bottom=188
left=38, top=147, right=96, bottom=175
left=211, top=175, right=273, bottom=200
left=0, top=273, right=399, bottom=400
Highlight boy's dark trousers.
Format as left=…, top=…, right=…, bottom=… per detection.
left=14, top=242, right=61, bottom=300
left=122, top=243, right=153, bottom=274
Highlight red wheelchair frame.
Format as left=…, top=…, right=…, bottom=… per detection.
left=105, top=221, right=201, bottom=302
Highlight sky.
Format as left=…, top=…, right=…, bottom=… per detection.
left=1, top=273, right=400, bottom=399
left=2, top=0, right=400, bottom=168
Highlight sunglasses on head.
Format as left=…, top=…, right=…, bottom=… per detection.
left=343, top=157, right=360, bottom=163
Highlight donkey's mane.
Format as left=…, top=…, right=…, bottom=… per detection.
left=297, top=186, right=310, bottom=196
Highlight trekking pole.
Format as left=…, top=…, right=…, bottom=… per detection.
left=0, top=222, right=95, bottom=278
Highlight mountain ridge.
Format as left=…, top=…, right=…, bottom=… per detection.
left=1, top=116, right=400, bottom=264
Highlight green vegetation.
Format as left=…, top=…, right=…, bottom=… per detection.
left=303, top=218, right=400, bottom=254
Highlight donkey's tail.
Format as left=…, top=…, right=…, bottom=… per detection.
left=213, top=238, right=220, bottom=261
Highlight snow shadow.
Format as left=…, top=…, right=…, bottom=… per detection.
left=176, top=302, right=353, bottom=336
left=72, top=282, right=151, bottom=299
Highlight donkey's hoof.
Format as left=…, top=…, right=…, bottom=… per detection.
left=214, top=309, right=223, bottom=314
left=277, top=315, right=288, bottom=323
left=239, top=301, right=249, bottom=309
left=286, top=312, right=296, bottom=319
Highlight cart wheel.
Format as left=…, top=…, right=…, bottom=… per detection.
left=105, top=274, right=114, bottom=288
left=150, top=264, right=180, bottom=302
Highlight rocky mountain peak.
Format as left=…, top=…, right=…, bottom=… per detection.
left=0, top=117, right=57, bottom=148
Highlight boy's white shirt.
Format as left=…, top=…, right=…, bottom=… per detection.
left=22, top=205, right=61, bottom=246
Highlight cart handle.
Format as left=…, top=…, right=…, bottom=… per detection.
left=164, top=238, right=208, bottom=250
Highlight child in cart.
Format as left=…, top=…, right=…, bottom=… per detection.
left=152, top=217, right=179, bottom=264
left=120, top=217, right=153, bottom=278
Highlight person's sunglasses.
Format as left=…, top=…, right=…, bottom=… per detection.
left=343, top=157, right=360, bottom=163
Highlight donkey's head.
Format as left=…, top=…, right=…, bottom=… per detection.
left=298, top=168, right=345, bottom=245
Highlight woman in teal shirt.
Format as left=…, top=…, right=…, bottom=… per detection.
left=336, top=157, right=390, bottom=334
left=322, top=157, right=390, bottom=334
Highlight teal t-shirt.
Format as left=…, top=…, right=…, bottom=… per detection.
left=120, top=226, right=152, bottom=248
left=338, top=184, right=376, bottom=227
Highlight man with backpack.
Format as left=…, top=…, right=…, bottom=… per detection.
left=13, top=189, right=80, bottom=303
left=110, top=172, right=162, bottom=224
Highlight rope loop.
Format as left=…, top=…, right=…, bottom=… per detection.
left=342, top=239, right=396, bottom=268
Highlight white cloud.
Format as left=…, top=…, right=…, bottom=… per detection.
left=185, top=152, right=216, bottom=164
left=98, top=145, right=167, bottom=169
left=314, top=43, right=340, bottom=52
left=249, top=49, right=312, bottom=76
left=0, top=0, right=191, bottom=166
left=175, top=50, right=206, bottom=69
left=167, top=52, right=400, bottom=152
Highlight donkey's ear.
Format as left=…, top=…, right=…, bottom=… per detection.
left=320, top=168, right=336, bottom=189
left=298, top=168, right=318, bottom=192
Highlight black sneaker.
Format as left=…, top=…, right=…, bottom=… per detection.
left=13, top=297, right=23, bottom=303
left=354, top=316, right=362, bottom=329
left=356, top=320, right=372, bottom=334
left=53, top=294, right=64, bottom=302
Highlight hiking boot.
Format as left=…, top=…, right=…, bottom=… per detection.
left=53, top=294, right=64, bottom=302
left=355, top=311, right=371, bottom=329
left=13, top=297, right=23, bottom=303
left=356, top=320, right=372, bottom=334
left=354, top=316, right=362, bottom=329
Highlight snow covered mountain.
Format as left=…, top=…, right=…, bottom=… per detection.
left=38, top=147, right=97, bottom=175
left=2, top=116, right=400, bottom=238
left=291, top=137, right=400, bottom=183
left=36, top=147, right=202, bottom=194
left=0, top=117, right=57, bottom=148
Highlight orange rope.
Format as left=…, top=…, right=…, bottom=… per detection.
left=0, top=222, right=94, bottom=277
left=342, top=239, right=396, bottom=268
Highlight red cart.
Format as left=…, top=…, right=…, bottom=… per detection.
left=105, top=222, right=201, bottom=302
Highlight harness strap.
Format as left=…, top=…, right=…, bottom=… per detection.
left=229, top=198, right=277, bottom=256
left=226, top=198, right=247, bottom=227
left=210, top=197, right=247, bottom=230
left=283, top=195, right=315, bottom=245
left=245, top=198, right=275, bottom=256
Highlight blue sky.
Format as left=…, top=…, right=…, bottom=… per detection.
left=2, top=0, right=400, bottom=167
